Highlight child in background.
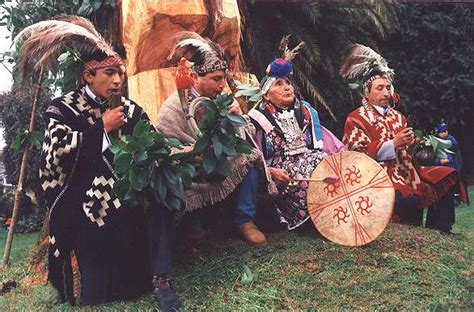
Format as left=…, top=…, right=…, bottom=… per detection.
left=435, top=122, right=460, bottom=170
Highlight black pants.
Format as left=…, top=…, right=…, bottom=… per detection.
left=395, top=189, right=455, bottom=232
left=148, top=206, right=175, bottom=276
left=75, top=212, right=149, bottom=305
left=425, top=188, right=456, bottom=232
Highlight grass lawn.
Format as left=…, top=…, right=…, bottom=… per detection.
left=1, top=187, right=473, bottom=311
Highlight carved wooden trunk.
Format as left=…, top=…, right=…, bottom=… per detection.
left=120, top=0, right=248, bottom=122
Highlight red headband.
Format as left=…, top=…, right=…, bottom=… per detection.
left=84, top=55, right=124, bottom=71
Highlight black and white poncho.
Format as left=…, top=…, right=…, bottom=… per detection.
left=40, top=86, right=149, bottom=303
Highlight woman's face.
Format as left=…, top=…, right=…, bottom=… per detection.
left=264, top=78, right=295, bottom=108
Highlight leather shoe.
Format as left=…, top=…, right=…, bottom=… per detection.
left=440, top=230, right=463, bottom=238
left=152, top=276, right=182, bottom=311
left=239, top=221, right=267, bottom=246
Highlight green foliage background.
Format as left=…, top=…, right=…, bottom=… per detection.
left=0, top=91, right=52, bottom=215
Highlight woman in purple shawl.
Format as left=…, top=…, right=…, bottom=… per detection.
left=249, top=57, right=344, bottom=230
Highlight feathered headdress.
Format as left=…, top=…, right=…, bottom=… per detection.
left=339, top=43, right=394, bottom=93
left=14, top=15, right=122, bottom=82
left=167, top=31, right=227, bottom=74
left=260, top=34, right=304, bottom=95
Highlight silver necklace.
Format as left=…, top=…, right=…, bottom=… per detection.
left=275, top=109, right=309, bottom=156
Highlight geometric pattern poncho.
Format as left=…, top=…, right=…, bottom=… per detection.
left=39, top=86, right=149, bottom=303
left=343, top=102, right=457, bottom=210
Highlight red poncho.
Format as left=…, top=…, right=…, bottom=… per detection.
left=343, top=103, right=459, bottom=209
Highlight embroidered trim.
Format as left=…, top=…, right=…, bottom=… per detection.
left=193, top=60, right=227, bottom=74
left=84, top=55, right=124, bottom=71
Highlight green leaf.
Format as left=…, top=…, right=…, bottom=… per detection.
left=140, top=132, right=155, bottom=147
left=167, top=176, right=184, bottom=197
left=193, top=137, right=208, bottom=154
left=215, top=157, right=230, bottom=176
left=348, top=83, right=360, bottom=90
left=77, top=0, right=93, bottom=15
left=241, top=264, right=254, bottom=285
left=414, top=130, right=424, bottom=139
left=130, top=167, right=151, bottom=191
left=10, top=134, right=23, bottom=151
left=132, top=120, right=151, bottom=137
left=137, top=192, right=149, bottom=209
left=29, top=131, right=43, bottom=149
left=114, top=152, right=132, bottom=174
left=222, top=140, right=237, bottom=156
left=133, top=150, right=148, bottom=163
left=10, top=130, right=29, bottom=152
left=203, top=147, right=217, bottom=174
left=166, top=137, right=182, bottom=148
left=235, top=139, right=253, bottom=154
left=226, top=113, right=247, bottom=127
left=155, top=173, right=167, bottom=201
left=164, top=195, right=182, bottom=212
left=162, top=165, right=178, bottom=184
left=113, top=178, right=130, bottom=199
left=211, top=135, right=223, bottom=157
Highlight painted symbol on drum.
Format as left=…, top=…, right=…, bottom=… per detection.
left=333, top=206, right=350, bottom=225
left=344, top=165, right=362, bottom=185
left=307, top=152, right=393, bottom=246
left=355, top=196, right=372, bottom=215
left=324, top=180, right=340, bottom=197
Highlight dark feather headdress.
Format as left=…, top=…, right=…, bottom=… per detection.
left=167, top=31, right=227, bottom=74
left=339, top=43, right=394, bottom=92
left=14, top=15, right=121, bottom=81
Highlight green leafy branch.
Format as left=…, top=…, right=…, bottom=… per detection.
left=110, top=120, right=195, bottom=212
left=43, top=46, right=83, bottom=93
left=192, top=93, right=253, bottom=177
left=10, top=130, right=42, bottom=152
left=234, top=80, right=262, bottom=110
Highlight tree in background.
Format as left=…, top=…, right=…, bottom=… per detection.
left=239, top=0, right=399, bottom=135
left=0, top=89, right=51, bottom=231
left=383, top=3, right=473, bottom=178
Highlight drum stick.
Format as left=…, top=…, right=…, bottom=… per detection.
left=294, top=176, right=340, bottom=183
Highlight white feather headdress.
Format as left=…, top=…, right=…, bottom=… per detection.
left=14, top=15, right=117, bottom=81
left=167, top=31, right=227, bottom=74
left=339, top=43, right=394, bottom=85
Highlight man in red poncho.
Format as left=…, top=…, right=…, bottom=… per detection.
left=341, top=44, right=463, bottom=235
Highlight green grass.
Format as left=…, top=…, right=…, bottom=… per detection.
left=1, top=187, right=473, bottom=311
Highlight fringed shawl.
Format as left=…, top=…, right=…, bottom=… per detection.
left=156, top=91, right=276, bottom=213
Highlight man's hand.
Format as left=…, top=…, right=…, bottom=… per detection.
left=440, top=158, right=450, bottom=165
left=103, top=106, right=125, bottom=133
left=269, top=167, right=292, bottom=185
left=393, top=127, right=415, bottom=150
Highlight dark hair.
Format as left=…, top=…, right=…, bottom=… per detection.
left=82, top=50, right=108, bottom=63
left=190, top=52, right=208, bottom=77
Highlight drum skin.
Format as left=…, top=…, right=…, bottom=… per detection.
left=307, top=151, right=395, bottom=246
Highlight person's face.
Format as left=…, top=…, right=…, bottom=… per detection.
left=193, top=69, right=226, bottom=99
left=438, top=130, right=449, bottom=139
left=264, top=78, right=295, bottom=108
left=83, top=66, right=125, bottom=99
left=366, top=77, right=392, bottom=107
